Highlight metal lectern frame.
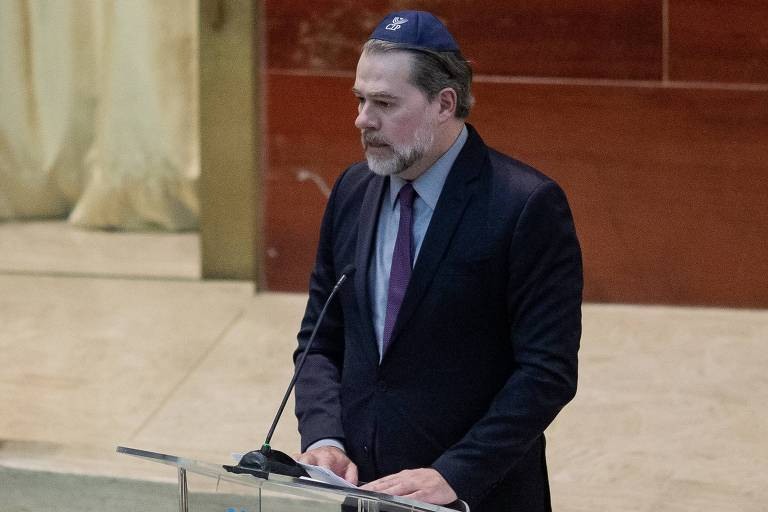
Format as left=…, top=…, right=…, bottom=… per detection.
left=116, top=446, right=458, bottom=512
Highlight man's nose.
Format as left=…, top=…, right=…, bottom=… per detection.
left=355, top=104, right=378, bottom=130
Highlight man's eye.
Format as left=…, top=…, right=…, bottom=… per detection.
left=376, top=101, right=391, bottom=108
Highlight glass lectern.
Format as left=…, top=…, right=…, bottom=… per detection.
left=117, top=446, right=460, bottom=512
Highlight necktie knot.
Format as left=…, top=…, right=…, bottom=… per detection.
left=398, top=183, right=416, bottom=210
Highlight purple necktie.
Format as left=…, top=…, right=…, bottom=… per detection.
left=382, top=183, right=416, bottom=353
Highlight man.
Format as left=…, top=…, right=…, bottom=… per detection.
left=294, top=10, right=582, bottom=511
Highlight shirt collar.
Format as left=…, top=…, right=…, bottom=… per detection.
left=387, top=124, right=468, bottom=210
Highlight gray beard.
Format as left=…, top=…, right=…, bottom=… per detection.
left=362, top=120, right=436, bottom=177
left=366, top=144, right=424, bottom=176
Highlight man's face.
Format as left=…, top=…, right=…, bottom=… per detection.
left=353, top=50, right=440, bottom=178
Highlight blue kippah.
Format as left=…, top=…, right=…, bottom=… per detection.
left=369, top=11, right=460, bottom=52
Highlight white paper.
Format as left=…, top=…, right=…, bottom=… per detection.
left=297, top=462, right=357, bottom=488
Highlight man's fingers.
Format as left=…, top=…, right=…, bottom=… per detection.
left=296, top=446, right=358, bottom=484
left=361, top=475, right=411, bottom=494
left=298, top=447, right=338, bottom=467
left=361, top=472, right=400, bottom=489
left=360, top=468, right=457, bottom=505
left=359, top=478, right=384, bottom=491
left=295, top=453, right=312, bottom=464
left=296, top=451, right=320, bottom=466
left=343, top=462, right=359, bottom=485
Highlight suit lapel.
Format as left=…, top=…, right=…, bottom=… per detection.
left=355, top=174, right=387, bottom=365
left=384, top=126, right=488, bottom=359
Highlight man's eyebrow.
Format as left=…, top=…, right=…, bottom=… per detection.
left=351, top=88, right=398, bottom=100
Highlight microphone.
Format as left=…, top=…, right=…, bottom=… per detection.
left=233, top=265, right=356, bottom=478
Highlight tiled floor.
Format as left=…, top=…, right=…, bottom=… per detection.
left=1, top=221, right=766, bottom=511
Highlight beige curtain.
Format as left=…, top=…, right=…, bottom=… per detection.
left=0, top=0, right=199, bottom=230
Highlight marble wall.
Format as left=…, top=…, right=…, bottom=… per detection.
left=262, top=1, right=768, bottom=307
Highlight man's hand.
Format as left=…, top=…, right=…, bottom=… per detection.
left=296, top=446, right=358, bottom=485
left=360, top=468, right=457, bottom=505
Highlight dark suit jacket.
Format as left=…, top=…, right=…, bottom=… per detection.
left=294, top=125, right=582, bottom=511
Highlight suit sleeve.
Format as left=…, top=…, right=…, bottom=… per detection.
left=431, top=180, right=583, bottom=504
left=293, top=171, right=349, bottom=452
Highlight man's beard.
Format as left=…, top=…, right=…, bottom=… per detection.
left=361, top=118, right=436, bottom=177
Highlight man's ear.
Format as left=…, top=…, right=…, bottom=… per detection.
left=437, top=87, right=457, bottom=121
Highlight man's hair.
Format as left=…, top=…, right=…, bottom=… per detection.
left=363, top=39, right=475, bottom=119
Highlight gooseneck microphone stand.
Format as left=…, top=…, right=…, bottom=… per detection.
left=231, top=265, right=355, bottom=478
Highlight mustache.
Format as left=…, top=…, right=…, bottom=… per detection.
left=361, top=131, right=391, bottom=147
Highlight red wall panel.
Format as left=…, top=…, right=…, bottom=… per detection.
left=265, top=73, right=359, bottom=290
left=470, top=83, right=768, bottom=306
left=266, top=0, right=663, bottom=79
left=266, top=71, right=768, bottom=306
left=669, top=0, right=768, bottom=83
left=263, top=1, right=768, bottom=307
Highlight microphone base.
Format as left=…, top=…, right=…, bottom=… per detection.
left=233, top=447, right=309, bottom=478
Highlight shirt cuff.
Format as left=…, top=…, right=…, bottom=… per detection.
left=305, top=438, right=346, bottom=453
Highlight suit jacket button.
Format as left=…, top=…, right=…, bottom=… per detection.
left=363, top=444, right=369, bottom=454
